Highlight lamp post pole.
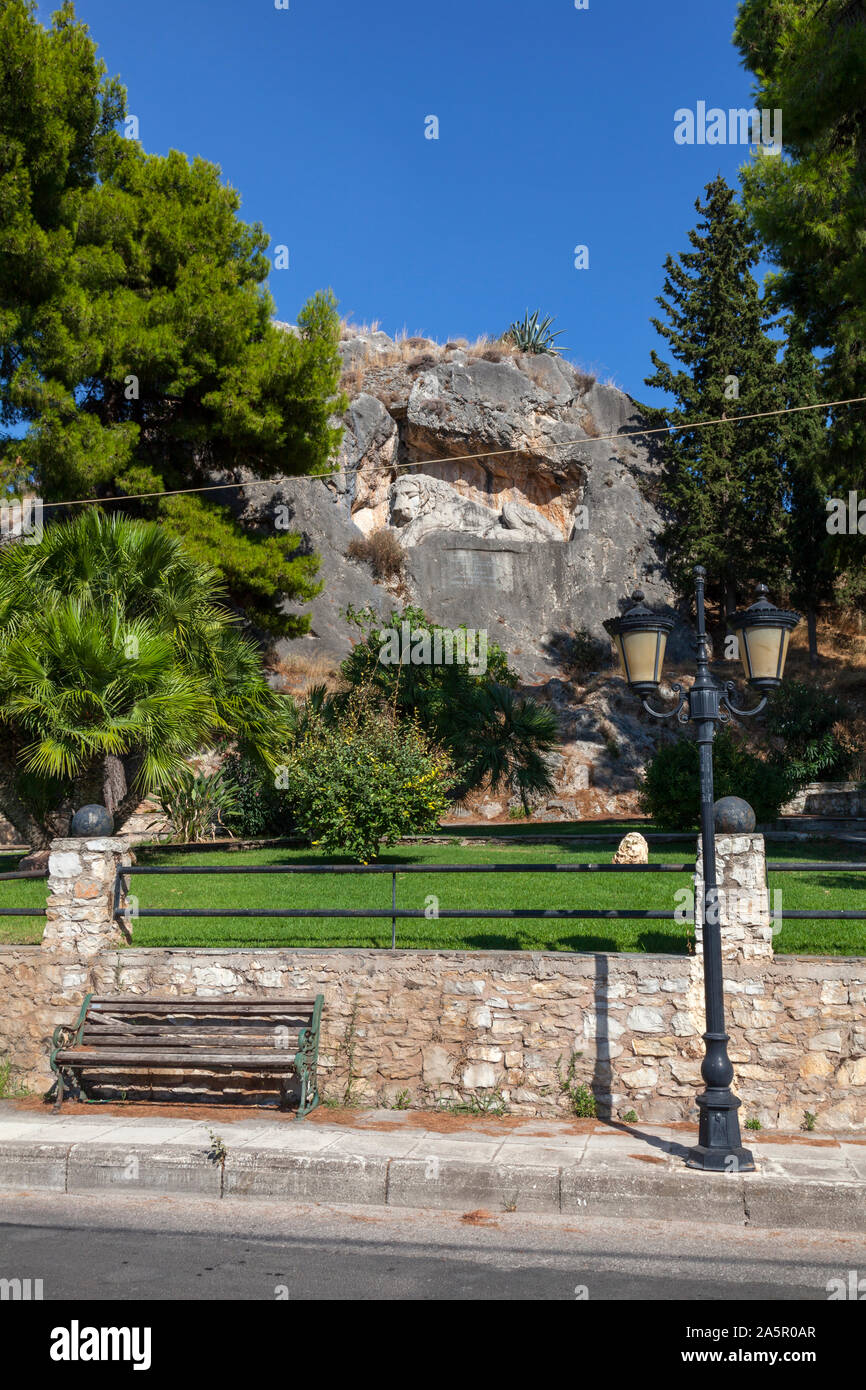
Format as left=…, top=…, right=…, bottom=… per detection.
left=605, top=564, right=800, bottom=1173
left=688, top=566, right=753, bottom=1172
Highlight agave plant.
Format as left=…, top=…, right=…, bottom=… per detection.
left=158, top=767, right=239, bottom=843
left=504, top=310, right=566, bottom=356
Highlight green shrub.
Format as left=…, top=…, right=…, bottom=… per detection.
left=220, top=751, right=293, bottom=839
left=281, top=702, right=452, bottom=862
left=638, top=729, right=792, bottom=830
left=765, top=681, right=854, bottom=782
left=339, top=605, right=557, bottom=811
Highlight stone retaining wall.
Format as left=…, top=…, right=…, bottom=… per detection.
left=0, top=834, right=863, bottom=1129
left=1, top=942, right=864, bottom=1128
left=780, top=782, right=866, bottom=818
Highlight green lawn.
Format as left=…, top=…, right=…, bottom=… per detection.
left=0, top=854, right=49, bottom=945
left=3, top=837, right=862, bottom=955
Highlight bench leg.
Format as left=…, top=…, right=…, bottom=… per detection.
left=52, top=1071, right=65, bottom=1114
left=301, top=1086, right=320, bottom=1119
left=294, top=1062, right=320, bottom=1120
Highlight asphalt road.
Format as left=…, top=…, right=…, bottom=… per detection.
left=1, top=1191, right=864, bottom=1302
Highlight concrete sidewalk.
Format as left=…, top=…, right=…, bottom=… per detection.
left=1, top=1102, right=864, bottom=1229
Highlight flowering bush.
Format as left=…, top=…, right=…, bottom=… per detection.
left=282, top=706, right=452, bottom=862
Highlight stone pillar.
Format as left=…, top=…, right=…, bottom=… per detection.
left=43, top=837, right=132, bottom=964
left=694, top=833, right=773, bottom=963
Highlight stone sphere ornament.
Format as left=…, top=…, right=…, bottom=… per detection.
left=70, top=804, right=114, bottom=837
left=713, top=796, right=756, bottom=834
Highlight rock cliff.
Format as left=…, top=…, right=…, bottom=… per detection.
left=235, top=327, right=690, bottom=818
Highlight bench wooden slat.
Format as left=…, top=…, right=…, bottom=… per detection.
left=56, top=1048, right=299, bottom=1068
left=88, top=1011, right=314, bottom=1025
left=89, top=998, right=317, bottom=1012
left=79, top=1033, right=304, bottom=1048
left=80, top=1024, right=303, bottom=1036
left=91, top=995, right=319, bottom=1002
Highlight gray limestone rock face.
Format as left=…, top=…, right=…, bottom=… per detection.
left=232, top=324, right=696, bottom=794
left=336, top=392, right=399, bottom=532
left=338, top=331, right=396, bottom=372
left=401, top=525, right=680, bottom=683
left=500, top=499, right=562, bottom=540
left=235, top=474, right=388, bottom=666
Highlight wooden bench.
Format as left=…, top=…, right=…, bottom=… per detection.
left=50, top=994, right=323, bottom=1117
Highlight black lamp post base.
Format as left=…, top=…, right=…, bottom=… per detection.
left=686, top=1089, right=755, bottom=1172
left=687, top=1143, right=755, bottom=1173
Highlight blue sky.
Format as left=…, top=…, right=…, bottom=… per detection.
left=43, top=0, right=766, bottom=402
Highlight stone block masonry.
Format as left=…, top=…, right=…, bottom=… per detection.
left=43, top=837, right=131, bottom=963
left=695, top=834, right=774, bottom=963
left=0, top=834, right=863, bottom=1129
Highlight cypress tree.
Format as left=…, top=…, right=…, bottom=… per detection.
left=778, top=317, right=833, bottom=664
left=735, top=0, right=866, bottom=614
left=644, top=175, right=786, bottom=616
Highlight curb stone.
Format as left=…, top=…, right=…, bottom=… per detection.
left=1, top=1138, right=865, bottom=1228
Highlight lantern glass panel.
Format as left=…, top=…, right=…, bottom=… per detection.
left=742, top=625, right=789, bottom=683
left=622, top=629, right=666, bottom=686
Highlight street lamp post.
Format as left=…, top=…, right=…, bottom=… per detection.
left=604, top=565, right=800, bottom=1172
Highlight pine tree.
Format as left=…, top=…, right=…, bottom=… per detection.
left=778, top=318, right=833, bottom=664
left=644, top=175, right=786, bottom=615
left=0, top=1, right=344, bottom=635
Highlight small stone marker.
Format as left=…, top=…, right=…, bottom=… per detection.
left=612, top=831, right=649, bottom=864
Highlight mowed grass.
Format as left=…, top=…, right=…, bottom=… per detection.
left=2, top=837, right=863, bottom=954
left=0, top=854, right=49, bottom=945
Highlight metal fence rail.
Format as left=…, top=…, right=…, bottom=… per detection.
left=0, top=867, right=48, bottom=916
left=113, top=860, right=690, bottom=947
left=770, top=862, right=866, bottom=871
left=765, top=862, right=866, bottom=921
left=111, top=858, right=866, bottom=949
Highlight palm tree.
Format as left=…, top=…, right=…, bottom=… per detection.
left=440, top=683, right=559, bottom=813
left=0, top=510, right=293, bottom=847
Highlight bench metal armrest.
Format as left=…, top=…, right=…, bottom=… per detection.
left=50, top=1025, right=74, bottom=1073
left=292, top=994, right=324, bottom=1118
left=49, top=993, right=92, bottom=1074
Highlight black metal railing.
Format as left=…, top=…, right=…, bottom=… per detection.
left=4, top=856, right=863, bottom=940
left=110, top=857, right=866, bottom=949
left=0, top=867, right=48, bottom=917
left=763, top=861, right=866, bottom=920
left=112, top=860, right=690, bottom=949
